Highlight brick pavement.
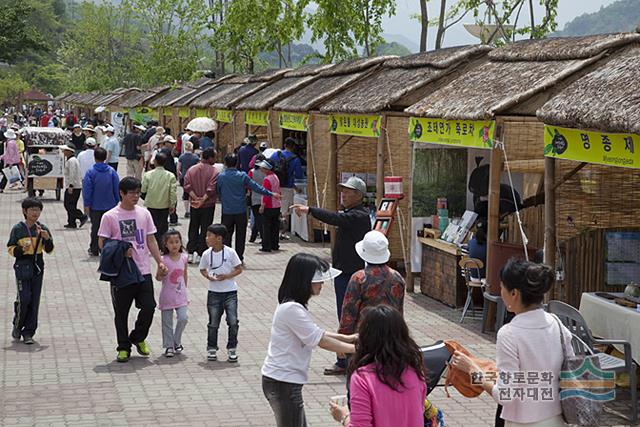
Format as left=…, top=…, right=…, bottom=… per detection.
left=0, top=178, right=634, bottom=426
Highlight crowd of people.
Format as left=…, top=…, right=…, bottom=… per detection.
left=3, top=110, right=578, bottom=427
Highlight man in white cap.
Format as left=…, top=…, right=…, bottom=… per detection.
left=103, top=125, right=120, bottom=172
left=77, top=137, right=97, bottom=178
left=337, top=230, right=405, bottom=337
left=291, top=175, right=371, bottom=375
left=60, top=145, right=88, bottom=229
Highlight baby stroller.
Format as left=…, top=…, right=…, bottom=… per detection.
left=421, top=341, right=452, bottom=426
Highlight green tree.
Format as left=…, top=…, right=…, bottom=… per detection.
left=0, top=1, right=56, bottom=63
left=58, top=2, right=142, bottom=91
left=122, top=0, right=209, bottom=85
left=352, top=0, right=396, bottom=57
left=0, top=72, right=30, bottom=104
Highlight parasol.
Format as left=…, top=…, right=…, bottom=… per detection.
left=186, top=117, right=217, bottom=132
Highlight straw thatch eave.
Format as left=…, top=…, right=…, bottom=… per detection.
left=208, top=81, right=272, bottom=109
left=235, top=75, right=317, bottom=111
left=385, top=45, right=491, bottom=69
left=320, top=56, right=394, bottom=77
left=119, top=86, right=172, bottom=108
left=249, top=68, right=291, bottom=82
left=320, top=45, right=490, bottom=114
left=75, top=91, right=101, bottom=106
left=405, top=57, right=606, bottom=120
left=490, top=32, right=640, bottom=62
left=106, top=88, right=142, bottom=106
left=173, top=84, right=218, bottom=108
left=284, top=64, right=335, bottom=77
left=188, top=83, right=246, bottom=108
left=537, top=44, right=640, bottom=135
left=148, top=86, right=198, bottom=109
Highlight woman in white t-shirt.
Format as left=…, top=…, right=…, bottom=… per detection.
left=262, top=253, right=357, bottom=427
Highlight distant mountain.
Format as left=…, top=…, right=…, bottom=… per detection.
left=257, top=43, right=321, bottom=69
left=555, top=0, right=640, bottom=36
left=373, top=42, right=412, bottom=57
left=382, top=33, right=420, bottom=53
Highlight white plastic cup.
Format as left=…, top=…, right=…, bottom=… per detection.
left=330, top=395, right=347, bottom=407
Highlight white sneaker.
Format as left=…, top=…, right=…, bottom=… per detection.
left=164, top=348, right=175, bottom=358
left=207, top=349, right=217, bottom=361
left=188, top=253, right=194, bottom=264
left=193, top=254, right=200, bottom=265
left=227, top=348, right=238, bottom=363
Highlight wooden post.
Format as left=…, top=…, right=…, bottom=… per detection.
left=544, top=156, right=557, bottom=297
left=484, top=124, right=504, bottom=332
left=330, top=132, right=338, bottom=251
left=376, top=114, right=388, bottom=205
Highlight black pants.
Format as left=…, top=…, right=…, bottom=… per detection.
left=187, top=206, right=214, bottom=255
left=13, top=270, right=44, bottom=338
left=250, top=204, right=263, bottom=241
left=221, top=213, right=247, bottom=260
left=64, top=188, right=84, bottom=226
left=148, top=207, right=169, bottom=247
left=262, top=376, right=307, bottom=427
left=89, top=209, right=107, bottom=255
left=110, top=275, right=156, bottom=352
left=262, top=208, right=280, bottom=251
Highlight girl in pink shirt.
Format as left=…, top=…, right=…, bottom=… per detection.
left=156, top=230, right=189, bottom=358
left=331, top=305, right=427, bottom=427
left=257, top=159, right=281, bottom=252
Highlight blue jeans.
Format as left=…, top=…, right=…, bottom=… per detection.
left=207, top=291, right=239, bottom=350
left=262, top=376, right=307, bottom=427
left=334, top=273, right=351, bottom=368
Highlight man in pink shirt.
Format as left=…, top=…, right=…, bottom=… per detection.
left=183, top=147, right=219, bottom=264
left=98, top=177, right=168, bottom=362
left=257, top=159, right=281, bottom=253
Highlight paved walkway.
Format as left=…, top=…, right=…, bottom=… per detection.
left=0, top=180, right=633, bottom=426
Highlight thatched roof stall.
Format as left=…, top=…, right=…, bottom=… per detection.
left=208, top=68, right=290, bottom=110
left=267, top=56, right=393, bottom=244
left=314, top=46, right=490, bottom=281
left=119, top=85, right=172, bottom=109
left=188, top=75, right=252, bottom=109
left=532, top=42, right=640, bottom=307
left=404, top=33, right=640, bottom=305
left=148, top=85, right=198, bottom=109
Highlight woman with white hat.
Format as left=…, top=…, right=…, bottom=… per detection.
left=0, top=129, right=23, bottom=192
left=262, top=253, right=357, bottom=427
left=337, top=230, right=406, bottom=339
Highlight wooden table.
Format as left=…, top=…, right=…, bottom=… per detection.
left=580, top=292, right=640, bottom=364
left=419, top=237, right=466, bottom=307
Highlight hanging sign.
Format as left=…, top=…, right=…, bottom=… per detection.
left=245, top=110, right=269, bottom=127
left=408, top=117, right=494, bottom=149
left=329, top=114, right=381, bottom=138
left=278, top=112, right=309, bottom=131
left=178, top=107, right=191, bottom=118
left=544, top=125, right=640, bottom=169
left=129, top=107, right=158, bottom=124
left=163, top=107, right=173, bottom=117
left=215, top=109, right=233, bottom=123
left=196, top=108, right=209, bottom=118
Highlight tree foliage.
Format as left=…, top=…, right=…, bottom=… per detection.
left=0, top=72, right=31, bottom=104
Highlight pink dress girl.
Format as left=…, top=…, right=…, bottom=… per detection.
left=158, top=253, right=189, bottom=355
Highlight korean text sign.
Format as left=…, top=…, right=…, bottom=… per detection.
left=329, top=114, right=382, bottom=138
left=544, top=125, right=640, bottom=169
left=408, top=117, right=494, bottom=149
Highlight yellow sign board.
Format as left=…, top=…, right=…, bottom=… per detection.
left=129, top=107, right=158, bottom=124
left=329, top=114, right=381, bottom=138
left=245, top=110, right=269, bottom=127
left=278, top=112, right=309, bottom=131
left=215, top=109, right=233, bottom=123
left=544, top=125, right=640, bottom=169
left=163, top=107, right=172, bottom=117
left=178, top=107, right=191, bottom=118
left=408, top=118, right=494, bottom=149
left=196, top=108, right=209, bottom=118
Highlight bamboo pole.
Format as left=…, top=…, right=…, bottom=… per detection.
left=544, top=156, right=556, bottom=272
left=376, top=114, right=388, bottom=205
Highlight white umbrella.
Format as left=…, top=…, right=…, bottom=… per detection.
left=186, top=117, right=217, bottom=132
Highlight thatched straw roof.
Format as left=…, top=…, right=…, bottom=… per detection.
left=74, top=91, right=101, bottom=106
left=119, top=85, right=172, bottom=108
left=537, top=44, right=640, bottom=134
left=148, top=85, right=199, bottom=109
left=285, top=64, right=334, bottom=77
left=274, top=57, right=393, bottom=112
left=208, top=82, right=271, bottom=109
left=249, top=68, right=291, bottom=82
left=405, top=33, right=640, bottom=120
left=188, top=84, right=242, bottom=108
left=321, top=45, right=490, bottom=114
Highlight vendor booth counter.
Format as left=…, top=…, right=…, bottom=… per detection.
left=419, top=237, right=466, bottom=307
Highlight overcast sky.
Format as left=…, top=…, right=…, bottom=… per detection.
left=382, top=0, right=620, bottom=51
